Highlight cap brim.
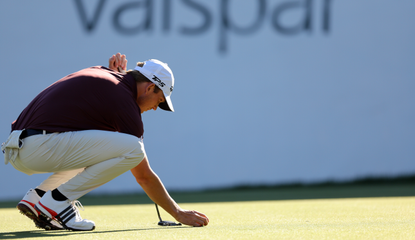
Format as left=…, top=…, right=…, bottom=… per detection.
left=158, top=95, right=174, bottom=112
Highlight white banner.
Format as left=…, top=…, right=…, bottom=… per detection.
left=1, top=0, right=414, bottom=200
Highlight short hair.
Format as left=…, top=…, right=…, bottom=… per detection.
left=127, top=62, right=161, bottom=93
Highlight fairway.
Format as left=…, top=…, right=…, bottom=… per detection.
left=1, top=197, right=414, bottom=239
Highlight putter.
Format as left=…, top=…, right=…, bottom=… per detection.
left=155, top=204, right=182, bottom=226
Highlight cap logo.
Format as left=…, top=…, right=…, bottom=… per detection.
left=152, top=75, right=165, bottom=88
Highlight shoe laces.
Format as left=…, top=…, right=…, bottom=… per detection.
left=70, top=200, right=85, bottom=221
left=72, top=200, right=84, bottom=211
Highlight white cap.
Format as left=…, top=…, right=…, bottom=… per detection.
left=134, top=59, right=175, bottom=112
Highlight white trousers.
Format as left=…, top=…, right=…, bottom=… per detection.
left=9, top=130, right=146, bottom=200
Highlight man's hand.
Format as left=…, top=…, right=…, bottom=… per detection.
left=131, top=157, right=210, bottom=227
left=175, top=209, right=209, bottom=227
left=109, top=53, right=127, bottom=73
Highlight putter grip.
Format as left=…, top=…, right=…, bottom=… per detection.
left=117, top=67, right=126, bottom=73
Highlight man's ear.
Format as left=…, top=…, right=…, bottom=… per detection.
left=145, top=83, right=156, bottom=94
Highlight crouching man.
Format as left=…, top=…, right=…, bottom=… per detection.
left=1, top=53, right=209, bottom=231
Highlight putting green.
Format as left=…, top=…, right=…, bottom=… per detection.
left=1, top=197, right=414, bottom=239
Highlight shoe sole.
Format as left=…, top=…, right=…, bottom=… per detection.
left=35, top=204, right=95, bottom=231
left=17, top=203, right=64, bottom=231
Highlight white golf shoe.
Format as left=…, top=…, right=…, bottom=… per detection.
left=35, top=191, right=95, bottom=231
left=17, top=189, right=64, bottom=230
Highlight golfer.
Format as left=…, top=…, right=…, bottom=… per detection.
left=1, top=53, right=209, bottom=231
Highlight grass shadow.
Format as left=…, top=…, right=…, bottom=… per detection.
left=0, top=226, right=187, bottom=239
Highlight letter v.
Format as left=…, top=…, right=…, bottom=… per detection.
left=73, top=0, right=106, bottom=32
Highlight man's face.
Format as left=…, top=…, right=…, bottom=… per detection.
left=137, top=84, right=166, bottom=113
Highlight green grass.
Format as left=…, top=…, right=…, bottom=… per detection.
left=1, top=197, right=414, bottom=239
left=1, top=176, right=415, bottom=239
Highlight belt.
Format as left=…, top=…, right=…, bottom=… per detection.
left=20, top=129, right=54, bottom=140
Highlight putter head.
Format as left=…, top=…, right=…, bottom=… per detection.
left=158, top=220, right=182, bottom=226
left=155, top=204, right=182, bottom=226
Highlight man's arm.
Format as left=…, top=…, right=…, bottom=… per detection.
left=131, top=157, right=209, bottom=227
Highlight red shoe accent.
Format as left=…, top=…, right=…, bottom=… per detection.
left=39, top=202, right=58, bottom=217
left=20, top=200, right=36, bottom=208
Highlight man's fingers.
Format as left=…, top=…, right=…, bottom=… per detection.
left=123, top=58, right=128, bottom=70
left=194, top=210, right=209, bottom=224
left=113, top=53, right=127, bottom=70
left=191, top=211, right=209, bottom=226
left=114, top=54, right=119, bottom=67
left=195, top=217, right=209, bottom=227
left=108, top=53, right=127, bottom=73
left=176, top=209, right=209, bottom=227
left=108, top=55, right=115, bottom=68
left=120, top=54, right=126, bottom=69
left=194, top=210, right=208, bottom=218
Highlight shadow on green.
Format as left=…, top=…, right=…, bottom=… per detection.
left=0, top=226, right=187, bottom=239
